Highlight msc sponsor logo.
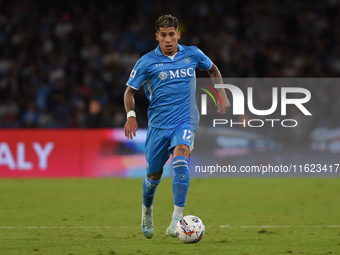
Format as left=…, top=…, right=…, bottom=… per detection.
left=158, top=67, right=194, bottom=81
left=158, top=71, right=168, bottom=81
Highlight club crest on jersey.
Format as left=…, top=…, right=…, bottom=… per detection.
left=158, top=71, right=168, bottom=81
left=184, top=57, right=191, bottom=64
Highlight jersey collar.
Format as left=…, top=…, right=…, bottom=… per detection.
left=155, top=44, right=184, bottom=56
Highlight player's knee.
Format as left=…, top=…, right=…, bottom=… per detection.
left=147, top=169, right=163, bottom=181
left=173, top=144, right=190, bottom=158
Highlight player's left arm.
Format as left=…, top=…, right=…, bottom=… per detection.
left=207, top=63, right=230, bottom=114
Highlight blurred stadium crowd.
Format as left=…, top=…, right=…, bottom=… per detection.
left=0, top=0, right=339, bottom=133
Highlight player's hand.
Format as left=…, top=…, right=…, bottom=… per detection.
left=124, top=117, right=138, bottom=140
left=217, top=89, right=230, bottom=114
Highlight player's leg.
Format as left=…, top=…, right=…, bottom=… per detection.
left=165, top=143, right=190, bottom=237
left=143, top=169, right=163, bottom=208
left=166, top=125, right=197, bottom=237
left=141, top=169, right=162, bottom=239
left=142, top=127, right=171, bottom=239
left=172, top=144, right=190, bottom=216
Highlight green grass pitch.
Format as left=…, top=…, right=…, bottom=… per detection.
left=0, top=178, right=339, bottom=255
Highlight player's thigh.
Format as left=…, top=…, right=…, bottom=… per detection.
left=169, top=123, right=198, bottom=155
left=145, top=127, right=172, bottom=175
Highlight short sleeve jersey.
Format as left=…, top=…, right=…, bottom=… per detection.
left=126, top=44, right=212, bottom=129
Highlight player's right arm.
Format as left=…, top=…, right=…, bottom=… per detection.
left=124, top=57, right=148, bottom=139
left=124, top=86, right=138, bottom=140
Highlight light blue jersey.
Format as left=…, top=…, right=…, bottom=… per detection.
left=127, top=44, right=212, bottom=129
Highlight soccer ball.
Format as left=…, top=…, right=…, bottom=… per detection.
left=175, top=215, right=205, bottom=243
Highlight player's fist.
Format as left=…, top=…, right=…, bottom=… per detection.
left=124, top=117, right=138, bottom=140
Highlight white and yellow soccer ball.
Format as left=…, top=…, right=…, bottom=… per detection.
left=175, top=215, right=205, bottom=243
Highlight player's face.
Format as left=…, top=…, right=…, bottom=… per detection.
left=156, top=27, right=181, bottom=56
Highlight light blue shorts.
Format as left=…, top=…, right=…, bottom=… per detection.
left=145, top=123, right=198, bottom=174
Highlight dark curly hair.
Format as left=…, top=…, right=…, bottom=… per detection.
left=155, top=14, right=179, bottom=31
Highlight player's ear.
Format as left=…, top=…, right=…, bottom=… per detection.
left=177, top=30, right=181, bottom=40
left=155, top=32, right=159, bottom=41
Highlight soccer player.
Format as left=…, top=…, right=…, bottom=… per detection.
left=124, top=14, right=230, bottom=239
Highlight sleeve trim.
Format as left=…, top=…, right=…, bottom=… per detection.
left=126, top=84, right=139, bottom=90
left=199, top=60, right=213, bottom=71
